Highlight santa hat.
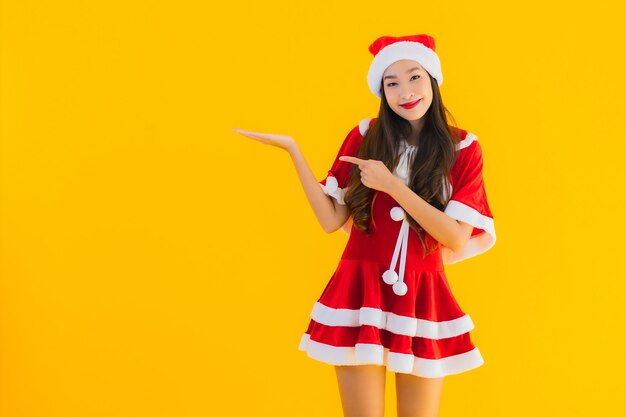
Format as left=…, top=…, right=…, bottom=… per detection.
left=367, top=34, right=443, bottom=98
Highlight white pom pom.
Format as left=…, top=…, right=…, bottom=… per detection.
left=390, top=206, right=405, bottom=221
left=325, top=175, right=338, bottom=193
left=382, top=269, right=398, bottom=285
left=393, top=281, right=408, bottom=296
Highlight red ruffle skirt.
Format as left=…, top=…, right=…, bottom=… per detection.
left=298, top=192, right=484, bottom=378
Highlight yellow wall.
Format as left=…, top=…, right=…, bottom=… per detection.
left=2, top=0, right=625, bottom=416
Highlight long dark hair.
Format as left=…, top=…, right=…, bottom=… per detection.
left=344, top=73, right=463, bottom=256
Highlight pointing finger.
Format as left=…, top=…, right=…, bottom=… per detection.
left=339, top=156, right=366, bottom=165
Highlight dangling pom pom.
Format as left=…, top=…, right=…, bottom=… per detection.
left=382, top=269, right=398, bottom=285
left=393, top=281, right=408, bottom=296
left=390, top=206, right=405, bottom=221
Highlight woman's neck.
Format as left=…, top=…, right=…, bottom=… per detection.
left=406, top=119, right=424, bottom=146
left=405, top=136, right=419, bottom=147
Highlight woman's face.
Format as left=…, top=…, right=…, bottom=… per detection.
left=382, top=59, right=433, bottom=128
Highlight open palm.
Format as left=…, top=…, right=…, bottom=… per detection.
left=233, top=128, right=295, bottom=151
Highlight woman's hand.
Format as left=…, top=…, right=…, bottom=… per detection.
left=232, top=128, right=296, bottom=152
left=339, top=155, right=403, bottom=194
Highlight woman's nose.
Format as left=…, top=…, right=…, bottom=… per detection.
left=401, top=90, right=415, bottom=100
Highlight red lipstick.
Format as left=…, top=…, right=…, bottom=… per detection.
left=400, top=98, right=421, bottom=109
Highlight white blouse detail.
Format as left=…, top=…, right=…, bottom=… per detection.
left=393, top=140, right=418, bottom=185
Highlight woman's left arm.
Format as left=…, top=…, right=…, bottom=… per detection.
left=388, top=179, right=472, bottom=252
left=338, top=155, right=472, bottom=252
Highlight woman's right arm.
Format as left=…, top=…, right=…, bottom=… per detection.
left=287, top=144, right=350, bottom=233
left=233, top=128, right=350, bottom=234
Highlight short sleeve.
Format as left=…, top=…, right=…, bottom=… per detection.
left=319, top=118, right=371, bottom=205
left=442, top=134, right=496, bottom=264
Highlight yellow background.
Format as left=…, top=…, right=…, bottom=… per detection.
left=2, top=0, right=625, bottom=416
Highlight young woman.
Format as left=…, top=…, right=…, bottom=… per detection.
left=233, top=34, right=496, bottom=417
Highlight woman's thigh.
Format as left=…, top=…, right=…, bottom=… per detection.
left=334, top=365, right=386, bottom=417
left=395, top=372, right=444, bottom=417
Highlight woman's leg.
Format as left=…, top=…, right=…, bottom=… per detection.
left=395, top=372, right=444, bottom=417
left=334, top=365, right=386, bottom=417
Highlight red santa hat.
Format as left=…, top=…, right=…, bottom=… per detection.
left=367, top=34, right=443, bottom=98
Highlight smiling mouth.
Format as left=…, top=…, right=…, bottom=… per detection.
left=400, top=98, right=421, bottom=109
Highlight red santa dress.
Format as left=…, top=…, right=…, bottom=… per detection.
left=298, top=117, right=496, bottom=378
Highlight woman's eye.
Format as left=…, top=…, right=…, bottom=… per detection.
left=386, top=76, right=420, bottom=88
